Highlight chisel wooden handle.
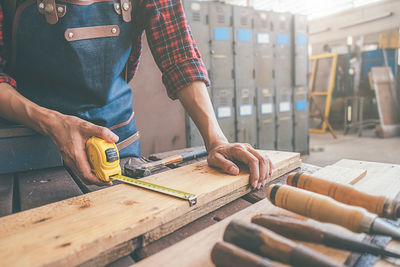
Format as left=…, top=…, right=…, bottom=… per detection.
left=287, top=172, right=400, bottom=219
left=223, top=220, right=343, bottom=267
left=252, top=214, right=400, bottom=258
left=252, top=214, right=325, bottom=242
left=266, top=184, right=377, bottom=233
left=211, top=241, right=277, bottom=267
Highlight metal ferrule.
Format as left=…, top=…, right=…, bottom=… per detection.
left=359, top=213, right=377, bottom=233
left=383, top=199, right=400, bottom=220
left=372, top=218, right=400, bottom=240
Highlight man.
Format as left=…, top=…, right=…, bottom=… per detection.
left=0, top=0, right=271, bottom=188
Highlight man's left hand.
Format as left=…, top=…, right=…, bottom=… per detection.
left=207, top=141, right=272, bottom=189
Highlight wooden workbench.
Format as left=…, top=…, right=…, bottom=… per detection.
left=1, top=149, right=398, bottom=267
left=0, top=147, right=300, bottom=266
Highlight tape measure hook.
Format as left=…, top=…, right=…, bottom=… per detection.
left=188, top=195, right=197, bottom=206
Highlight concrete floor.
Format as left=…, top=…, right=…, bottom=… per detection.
left=302, top=132, right=400, bottom=167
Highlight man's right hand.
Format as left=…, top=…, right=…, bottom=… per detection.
left=48, top=114, right=119, bottom=186
left=0, top=82, right=119, bottom=186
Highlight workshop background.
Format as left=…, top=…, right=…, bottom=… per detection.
left=131, top=0, right=400, bottom=165
left=2, top=1, right=400, bottom=266
left=1, top=0, right=399, bottom=175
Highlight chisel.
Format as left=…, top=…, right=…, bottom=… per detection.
left=223, top=220, right=344, bottom=267
left=287, top=172, right=400, bottom=220
left=252, top=214, right=400, bottom=258
left=211, top=241, right=278, bottom=267
left=266, top=184, right=400, bottom=240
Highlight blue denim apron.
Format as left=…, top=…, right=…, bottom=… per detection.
left=12, top=0, right=140, bottom=157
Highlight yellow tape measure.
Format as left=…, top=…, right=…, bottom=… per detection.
left=86, top=137, right=197, bottom=206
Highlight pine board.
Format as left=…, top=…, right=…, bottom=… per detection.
left=311, top=165, right=367, bottom=185
left=332, top=159, right=400, bottom=198
left=0, top=150, right=300, bottom=266
left=137, top=159, right=400, bottom=267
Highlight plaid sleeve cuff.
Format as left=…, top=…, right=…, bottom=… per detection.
left=0, top=73, right=16, bottom=88
left=162, top=57, right=210, bottom=100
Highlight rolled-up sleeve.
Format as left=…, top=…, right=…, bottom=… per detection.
left=0, top=6, right=16, bottom=88
left=140, top=0, right=210, bottom=99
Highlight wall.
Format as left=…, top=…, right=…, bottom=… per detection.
left=309, top=0, right=400, bottom=55
left=129, top=36, right=187, bottom=157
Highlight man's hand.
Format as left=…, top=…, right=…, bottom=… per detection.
left=207, top=141, right=272, bottom=189
left=0, top=83, right=118, bottom=185
left=48, top=114, right=119, bottom=186
left=177, top=81, right=274, bottom=189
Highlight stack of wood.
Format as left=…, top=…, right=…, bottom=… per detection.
left=368, top=66, right=400, bottom=137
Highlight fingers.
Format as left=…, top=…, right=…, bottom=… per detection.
left=229, top=145, right=260, bottom=189
left=75, top=151, right=112, bottom=186
left=208, top=143, right=274, bottom=190
left=91, top=125, right=119, bottom=143
left=246, top=146, right=269, bottom=188
left=207, top=153, right=239, bottom=175
left=62, top=148, right=111, bottom=187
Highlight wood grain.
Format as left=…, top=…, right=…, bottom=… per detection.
left=287, top=172, right=389, bottom=218
left=332, top=159, right=400, bottom=199
left=266, top=185, right=369, bottom=233
left=311, top=165, right=367, bottom=185
left=0, top=150, right=300, bottom=266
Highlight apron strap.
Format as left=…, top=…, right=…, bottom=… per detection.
left=116, top=131, right=140, bottom=151
left=37, top=0, right=61, bottom=24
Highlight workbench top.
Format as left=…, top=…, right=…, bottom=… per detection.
left=1, top=149, right=398, bottom=267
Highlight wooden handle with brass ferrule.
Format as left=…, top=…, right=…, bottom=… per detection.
left=252, top=214, right=325, bottom=243
left=223, top=220, right=343, bottom=267
left=287, top=172, right=399, bottom=219
left=266, top=184, right=377, bottom=233
left=211, top=241, right=277, bottom=267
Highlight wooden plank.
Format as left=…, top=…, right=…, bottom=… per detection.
left=18, top=168, right=83, bottom=211
left=332, top=159, right=400, bottom=198
left=134, top=198, right=363, bottom=267
left=0, top=174, right=14, bottom=217
left=134, top=198, right=252, bottom=260
left=143, top=159, right=301, bottom=246
left=0, top=150, right=300, bottom=266
left=311, top=165, right=367, bottom=185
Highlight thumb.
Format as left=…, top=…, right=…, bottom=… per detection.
left=92, top=126, right=119, bottom=143
left=208, top=153, right=239, bottom=175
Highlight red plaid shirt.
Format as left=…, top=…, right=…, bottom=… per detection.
left=0, top=0, right=209, bottom=99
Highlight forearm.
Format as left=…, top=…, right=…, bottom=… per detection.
left=177, top=81, right=227, bottom=151
left=0, top=82, right=61, bottom=135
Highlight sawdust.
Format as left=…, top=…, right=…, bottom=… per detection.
left=67, top=196, right=91, bottom=209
